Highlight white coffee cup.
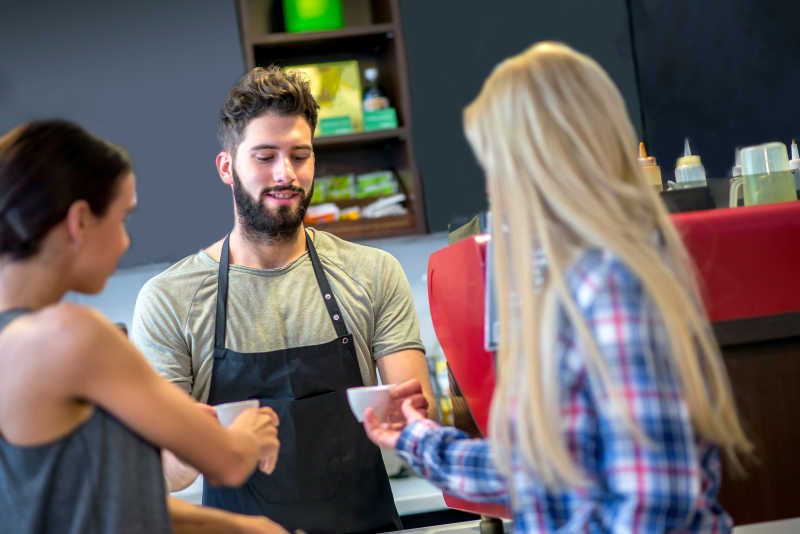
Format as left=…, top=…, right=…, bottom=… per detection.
left=215, top=399, right=260, bottom=427
left=346, top=385, right=393, bottom=422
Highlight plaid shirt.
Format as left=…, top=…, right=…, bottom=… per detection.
left=397, top=249, right=732, bottom=533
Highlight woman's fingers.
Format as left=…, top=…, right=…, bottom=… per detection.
left=363, top=407, right=401, bottom=449
left=401, top=397, right=425, bottom=422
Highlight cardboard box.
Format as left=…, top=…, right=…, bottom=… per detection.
left=286, top=60, right=363, bottom=136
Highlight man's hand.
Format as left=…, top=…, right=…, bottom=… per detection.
left=364, top=398, right=425, bottom=450
left=385, top=379, right=429, bottom=429
left=233, top=514, right=290, bottom=534
left=168, top=496, right=289, bottom=534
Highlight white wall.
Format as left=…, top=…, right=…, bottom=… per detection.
left=66, top=232, right=450, bottom=354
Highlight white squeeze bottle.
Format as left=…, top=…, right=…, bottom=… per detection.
left=674, top=138, right=707, bottom=187
left=789, top=139, right=800, bottom=191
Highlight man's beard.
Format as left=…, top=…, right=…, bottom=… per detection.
left=232, top=168, right=313, bottom=242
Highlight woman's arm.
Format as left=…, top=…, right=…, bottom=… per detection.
left=44, top=303, right=278, bottom=487
left=364, top=399, right=508, bottom=504
left=168, top=497, right=289, bottom=534
left=396, top=420, right=508, bottom=504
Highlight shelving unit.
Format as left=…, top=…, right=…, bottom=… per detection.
left=236, top=0, right=426, bottom=240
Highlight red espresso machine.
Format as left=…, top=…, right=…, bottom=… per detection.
left=427, top=234, right=510, bottom=519
left=427, top=201, right=800, bottom=521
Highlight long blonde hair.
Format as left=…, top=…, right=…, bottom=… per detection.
left=463, top=42, right=751, bottom=487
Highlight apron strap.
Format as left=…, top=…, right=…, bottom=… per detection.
left=305, top=231, right=348, bottom=339
left=215, top=232, right=349, bottom=350
left=214, top=235, right=232, bottom=351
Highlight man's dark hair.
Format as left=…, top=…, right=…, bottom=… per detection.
left=0, top=120, right=131, bottom=260
left=218, top=66, right=320, bottom=153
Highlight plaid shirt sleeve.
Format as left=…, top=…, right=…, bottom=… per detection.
left=573, top=254, right=706, bottom=532
left=395, top=419, right=509, bottom=505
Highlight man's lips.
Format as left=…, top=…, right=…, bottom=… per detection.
left=266, top=191, right=298, bottom=199
left=262, top=188, right=303, bottom=201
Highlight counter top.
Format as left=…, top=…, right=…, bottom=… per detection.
left=174, top=477, right=799, bottom=534
left=386, top=517, right=800, bottom=534
left=388, top=519, right=510, bottom=534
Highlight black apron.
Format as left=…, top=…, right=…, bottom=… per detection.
left=203, top=233, right=401, bottom=534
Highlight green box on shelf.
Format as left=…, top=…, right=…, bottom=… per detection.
left=318, top=116, right=354, bottom=136
left=311, top=176, right=331, bottom=204
left=363, top=108, right=398, bottom=131
left=326, top=174, right=355, bottom=200
left=356, top=170, right=398, bottom=198
left=282, top=0, right=343, bottom=33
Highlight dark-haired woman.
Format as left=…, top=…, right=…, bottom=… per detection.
left=0, top=120, right=289, bottom=534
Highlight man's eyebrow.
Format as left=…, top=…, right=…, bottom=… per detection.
left=249, top=144, right=312, bottom=151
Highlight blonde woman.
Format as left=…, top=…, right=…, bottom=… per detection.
left=364, top=42, right=751, bottom=533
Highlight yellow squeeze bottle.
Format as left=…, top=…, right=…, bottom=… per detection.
left=638, top=142, right=663, bottom=191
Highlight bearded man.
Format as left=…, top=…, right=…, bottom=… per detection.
left=131, top=67, right=434, bottom=534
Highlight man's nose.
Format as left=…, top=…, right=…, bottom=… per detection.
left=273, top=156, right=296, bottom=184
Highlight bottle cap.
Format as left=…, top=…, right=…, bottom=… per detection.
left=675, top=138, right=702, bottom=168
left=364, top=67, right=378, bottom=82
left=790, top=139, right=800, bottom=171
left=676, top=155, right=702, bottom=168
left=731, top=147, right=742, bottom=177
left=637, top=142, right=657, bottom=166
left=740, top=141, right=789, bottom=175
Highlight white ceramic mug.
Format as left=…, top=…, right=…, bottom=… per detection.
left=215, top=399, right=260, bottom=427
left=346, top=385, right=393, bottom=422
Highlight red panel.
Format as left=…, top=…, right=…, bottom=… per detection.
left=428, top=235, right=511, bottom=519
left=442, top=494, right=510, bottom=519
left=428, top=235, right=496, bottom=435
left=671, top=202, right=800, bottom=322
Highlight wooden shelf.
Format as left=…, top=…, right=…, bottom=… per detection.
left=311, top=213, right=420, bottom=240
left=238, top=0, right=426, bottom=240
left=313, top=127, right=407, bottom=148
left=250, top=23, right=395, bottom=47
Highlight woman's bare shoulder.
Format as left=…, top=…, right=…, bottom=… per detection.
left=7, top=303, right=122, bottom=366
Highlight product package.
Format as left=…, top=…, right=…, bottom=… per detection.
left=285, top=60, right=363, bottom=136
left=325, top=173, right=356, bottom=200
left=355, top=170, right=398, bottom=198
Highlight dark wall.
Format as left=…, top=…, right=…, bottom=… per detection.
left=4, top=1, right=794, bottom=264
left=400, top=0, right=642, bottom=232
left=630, top=1, right=800, bottom=179
left=0, top=0, right=245, bottom=267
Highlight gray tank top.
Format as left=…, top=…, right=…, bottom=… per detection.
left=0, top=309, right=172, bottom=534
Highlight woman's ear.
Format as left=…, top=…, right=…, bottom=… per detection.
left=64, top=200, right=92, bottom=245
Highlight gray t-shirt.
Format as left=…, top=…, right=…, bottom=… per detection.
left=131, top=230, right=424, bottom=402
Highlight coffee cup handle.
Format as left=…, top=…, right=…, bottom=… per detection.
left=729, top=177, right=744, bottom=208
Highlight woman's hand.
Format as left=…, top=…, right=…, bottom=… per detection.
left=364, top=398, right=424, bottom=450
left=229, top=407, right=280, bottom=475
left=386, top=379, right=429, bottom=427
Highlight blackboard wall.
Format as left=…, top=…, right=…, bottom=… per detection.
left=0, top=0, right=245, bottom=268
left=630, top=1, right=800, bottom=178
left=401, top=0, right=642, bottom=232
left=2, top=1, right=796, bottom=266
